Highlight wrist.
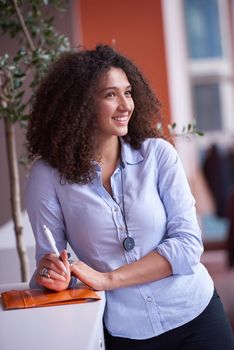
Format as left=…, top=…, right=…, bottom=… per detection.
left=104, top=270, right=120, bottom=290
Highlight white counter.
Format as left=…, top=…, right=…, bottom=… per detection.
left=0, top=283, right=106, bottom=350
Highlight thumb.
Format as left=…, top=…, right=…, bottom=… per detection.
left=60, top=249, right=68, bottom=262
left=60, top=250, right=70, bottom=272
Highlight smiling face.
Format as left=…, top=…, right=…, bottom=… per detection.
left=94, top=67, right=134, bottom=143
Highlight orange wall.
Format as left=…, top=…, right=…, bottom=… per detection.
left=73, top=0, right=171, bottom=126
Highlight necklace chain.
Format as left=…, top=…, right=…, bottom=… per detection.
left=102, top=162, right=135, bottom=251
left=118, top=165, right=135, bottom=251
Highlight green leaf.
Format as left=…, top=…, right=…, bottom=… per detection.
left=0, top=0, right=71, bottom=130
left=13, top=49, right=27, bottom=62
left=14, top=72, right=26, bottom=79
left=196, top=131, right=204, bottom=136
left=13, top=79, right=23, bottom=89
left=19, top=154, right=29, bottom=165
left=15, top=91, right=24, bottom=99
left=8, top=65, right=16, bottom=71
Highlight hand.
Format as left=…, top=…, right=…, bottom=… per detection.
left=72, top=251, right=172, bottom=291
left=36, top=250, right=71, bottom=291
left=70, top=260, right=111, bottom=291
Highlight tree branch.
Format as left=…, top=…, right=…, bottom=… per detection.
left=4, top=118, right=30, bottom=281
left=0, top=72, right=11, bottom=103
left=11, top=0, right=36, bottom=52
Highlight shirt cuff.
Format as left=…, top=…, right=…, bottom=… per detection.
left=155, top=246, right=196, bottom=275
left=68, top=276, right=79, bottom=289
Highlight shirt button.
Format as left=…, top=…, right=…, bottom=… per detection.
left=113, top=207, right=118, bottom=212
left=146, top=296, right=152, bottom=302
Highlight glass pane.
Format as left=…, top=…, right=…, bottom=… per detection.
left=184, top=0, right=223, bottom=59
left=192, top=83, right=222, bottom=131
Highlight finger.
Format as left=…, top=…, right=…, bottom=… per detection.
left=60, top=250, right=69, bottom=267
left=37, top=266, right=67, bottom=281
left=60, top=250, right=74, bottom=276
left=44, top=269, right=67, bottom=282
left=38, top=259, right=63, bottom=274
left=70, top=261, right=86, bottom=280
left=36, top=275, right=69, bottom=292
left=57, top=250, right=70, bottom=275
left=41, top=253, right=68, bottom=276
left=38, top=266, right=50, bottom=278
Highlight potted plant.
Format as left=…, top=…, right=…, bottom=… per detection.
left=0, top=0, right=71, bottom=281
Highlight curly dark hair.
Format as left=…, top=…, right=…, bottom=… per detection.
left=26, top=44, right=162, bottom=184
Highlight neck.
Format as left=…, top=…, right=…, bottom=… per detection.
left=96, top=136, right=120, bottom=166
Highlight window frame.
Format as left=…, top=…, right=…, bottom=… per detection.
left=162, top=0, right=234, bottom=149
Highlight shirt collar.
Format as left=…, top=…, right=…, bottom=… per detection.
left=92, top=137, right=144, bottom=171
left=119, top=137, right=144, bottom=165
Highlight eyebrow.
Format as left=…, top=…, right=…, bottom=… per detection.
left=98, top=85, right=132, bottom=93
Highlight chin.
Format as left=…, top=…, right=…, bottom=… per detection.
left=116, top=127, right=128, bottom=137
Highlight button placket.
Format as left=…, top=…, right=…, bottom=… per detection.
left=112, top=206, right=126, bottom=238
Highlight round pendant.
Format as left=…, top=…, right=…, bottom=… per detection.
left=123, top=236, right=135, bottom=251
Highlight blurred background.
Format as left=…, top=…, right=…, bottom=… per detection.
left=0, top=0, right=234, bottom=330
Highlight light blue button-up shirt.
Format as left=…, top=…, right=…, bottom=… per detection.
left=26, top=138, right=214, bottom=339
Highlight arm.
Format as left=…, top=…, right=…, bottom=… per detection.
left=26, top=160, right=70, bottom=291
left=70, top=250, right=172, bottom=291
left=154, top=140, right=203, bottom=275
left=71, top=140, right=202, bottom=290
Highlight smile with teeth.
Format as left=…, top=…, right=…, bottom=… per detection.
left=112, top=116, right=129, bottom=122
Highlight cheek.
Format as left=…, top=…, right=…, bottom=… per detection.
left=130, top=100, right=135, bottom=113
left=96, top=106, right=113, bottom=127
left=98, top=102, right=116, bottom=117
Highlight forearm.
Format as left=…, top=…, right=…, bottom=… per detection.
left=106, top=251, right=172, bottom=290
left=70, top=251, right=172, bottom=291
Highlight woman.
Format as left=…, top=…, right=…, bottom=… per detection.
left=26, top=45, right=234, bottom=349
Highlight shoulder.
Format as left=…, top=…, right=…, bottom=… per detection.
left=122, top=138, right=178, bottom=167
left=28, top=159, right=55, bottom=178
left=26, top=159, right=60, bottom=191
left=141, top=138, right=178, bottom=164
left=141, top=137, right=174, bottom=151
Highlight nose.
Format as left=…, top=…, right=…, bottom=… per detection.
left=117, top=95, right=132, bottom=112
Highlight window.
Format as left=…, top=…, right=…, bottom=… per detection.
left=183, top=0, right=234, bottom=137
left=192, top=82, right=222, bottom=132
left=184, top=0, right=223, bottom=59
left=162, top=0, right=234, bottom=244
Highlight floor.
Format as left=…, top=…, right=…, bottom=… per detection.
left=201, top=249, right=234, bottom=332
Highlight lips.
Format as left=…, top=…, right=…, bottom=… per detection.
left=112, top=116, right=129, bottom=122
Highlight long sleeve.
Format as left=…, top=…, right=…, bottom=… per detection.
left=155, top=141, right=203, bottom=275
left=25, top=160, right=67, bottom=287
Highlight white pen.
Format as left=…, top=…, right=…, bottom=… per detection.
left=43, top=225, right=67, bottom=274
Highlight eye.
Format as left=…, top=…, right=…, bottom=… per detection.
left=125, top=90, right=132, bottom=97
left=105, top=91, right=116, bottom=98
